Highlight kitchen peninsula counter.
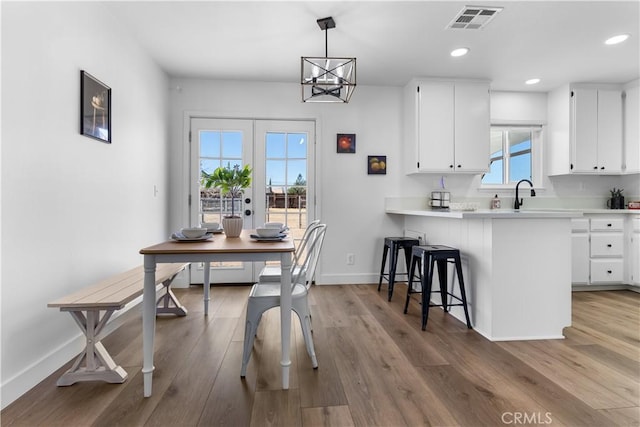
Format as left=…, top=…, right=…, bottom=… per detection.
left=386, top=198, right=582, bottom=341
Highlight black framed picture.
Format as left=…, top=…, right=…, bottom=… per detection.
left=80, top=70, right=111, bottom=143
left=368, top=156, right=387, bottom=174
left=337, top=133, right=356, bottom=153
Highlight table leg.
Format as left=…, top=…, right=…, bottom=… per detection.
left=203, top=262, right=211, bottom=316
left=280, top=252, right=293, bottom=389
left=142, top=255, right=157, bottom=397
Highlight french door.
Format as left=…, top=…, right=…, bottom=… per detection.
left=189, top=117, right=315, bottom=284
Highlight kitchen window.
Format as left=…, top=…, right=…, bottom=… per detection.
left=481, top=125, right=542, bottom=187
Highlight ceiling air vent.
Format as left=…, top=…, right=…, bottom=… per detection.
left=447, top=6, right=503, bottom=30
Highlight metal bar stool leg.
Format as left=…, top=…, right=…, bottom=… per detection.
left=404, top=254, right=420, bottom=314
left=436, top=259, right=449, bottom=312
left=453, top=254, right=472, bottom=329
left=387, top=242, right=399, bottom=301
left=377, top=244, right=389, bottom=292
left=421, top=254, right=436, bottom=331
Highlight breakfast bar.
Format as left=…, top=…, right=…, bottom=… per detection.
left=386, top=198, right=582, bottom=341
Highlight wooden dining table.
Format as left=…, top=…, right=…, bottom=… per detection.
left=139, top=229, right=295, bottom=397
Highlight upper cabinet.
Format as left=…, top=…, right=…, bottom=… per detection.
left=404, top=79, right=490, bottom=174
left=624, top=83, right=640, bottom=173
left=548, top=84, right=623, bottom=175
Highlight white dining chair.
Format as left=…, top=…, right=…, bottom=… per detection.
left=257, top=219, right=321, bottom=283
left=240, top=222, right=327, bottom=377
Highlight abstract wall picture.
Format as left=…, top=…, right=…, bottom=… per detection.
left=80, top=70, right=111, bottom=143
left=368, top=156, right=387, bottom=174
left=337, top=133, right=356, bottom=153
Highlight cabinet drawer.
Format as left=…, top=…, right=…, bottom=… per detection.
left=590, top=233, right=624, bottom=257
left=590, top=259, right=624, bottom=283
left=571, top=218, right=589, bottom=232
left=590, top=218, right=624, bottom=231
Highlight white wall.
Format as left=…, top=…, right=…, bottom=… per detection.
left=1, top=2, right=170, bottom=408
left=168, top=79, right=411, bottom=285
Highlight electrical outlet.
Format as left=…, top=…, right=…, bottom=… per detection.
left=346, top=253, right=355, bottom=265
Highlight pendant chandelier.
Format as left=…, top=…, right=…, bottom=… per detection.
left=301, top=17, right=356, bottom=103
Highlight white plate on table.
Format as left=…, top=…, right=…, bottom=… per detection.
left=250, top=233, right=287, bottom=242
left=171, top=232, right=214, bottom=242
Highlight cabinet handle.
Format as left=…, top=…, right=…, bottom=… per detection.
left=593, top=166, right=598, bottom=170
left=607, top=270, right=612, bottom=274
left=607, top=223, right=612, bottom=227
left=457, top=164, right=462, bottom=169
left=607, top=244, right=612, bottom=247
left=600, top=167, right=605, bottom=170
left=449, top=165, right=454, bottom=169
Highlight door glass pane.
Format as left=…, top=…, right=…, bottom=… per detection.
left=264, top=131, right=308, bottom=256
left=199, top=130, right=243, bottom=224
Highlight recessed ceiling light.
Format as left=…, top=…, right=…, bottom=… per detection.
left=451, top=47, right=470, bottom=57
left=525, top=78, right=540, bottom=85
left=605, top=34, right=630, bottom=45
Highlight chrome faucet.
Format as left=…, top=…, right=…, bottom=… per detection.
left=514, top=179, right=536, bottom=210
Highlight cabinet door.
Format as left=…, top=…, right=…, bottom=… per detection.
left=454, top=82, right=490, bottom=172
left=597, top=89, right=623, bottom=173
left=624, top=86, right=640, bottom=173
left=571, top=88, right=598, bottom=172
left=416, top=82, right=455, bottom=172
left=572, top=233, right=589, bottom=284
left=632, top=231, right=640, bottom=285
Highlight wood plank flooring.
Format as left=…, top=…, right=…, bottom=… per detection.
left=2, top=285, right=639, bottom=426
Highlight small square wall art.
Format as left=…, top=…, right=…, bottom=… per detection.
left=337, top=133, right=356, bottom=153
left=368, top=156, right=387, bottom=174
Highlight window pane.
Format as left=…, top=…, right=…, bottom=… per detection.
left=287, top=133, right=307, bottom=158
left=200, top=131, right=220, bottom=158
left=509, top=131, right=531, bottom=154
left=490, top=130, right=503, bottom=155
left=200, top=159, right=220, bottom=176
left=482, top=159, right=503, bottom=184
left=222, top=132, right=242, bottom=158
left=266, top=133, right=286, bottom=158
left=286, top=160, right=306, bottom=185
left=509, top=152, right=532, bottom=182
left=266, top=160, right=286, bottom=186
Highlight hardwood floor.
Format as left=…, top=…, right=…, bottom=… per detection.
left=2, top=285, right=639, bottom=426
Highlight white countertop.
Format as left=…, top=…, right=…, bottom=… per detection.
left=385, top=208, right=584, bottom=219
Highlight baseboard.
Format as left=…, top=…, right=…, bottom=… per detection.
left=572, top=284, right=639, bottom=292
left=317, top=273, right=378, bottom=285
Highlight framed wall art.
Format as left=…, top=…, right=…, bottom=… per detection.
left=80, top=70, right=111, bottom=143
left=337, top=133, right=356, bottom=153
left=368, top=156, right=387, bottom=174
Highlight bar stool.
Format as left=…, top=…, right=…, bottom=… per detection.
left=404, top=245, right=472, bottom=330
left=377, top=237, right=420, bottom=301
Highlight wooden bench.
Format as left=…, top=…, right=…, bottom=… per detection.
left=47, top=262, right=189, bottom=386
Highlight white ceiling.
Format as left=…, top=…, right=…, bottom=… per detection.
left=106, top=1, right=640, bottom=92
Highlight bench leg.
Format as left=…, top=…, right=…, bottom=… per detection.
left=57, top=310, right=128, bottom=386
left=156, top=284, right=188, bottom=316
left=155, top=271, right=188, bottom=316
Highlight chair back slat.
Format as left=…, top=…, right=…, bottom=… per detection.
left=291, top=223, right=327, bottom=289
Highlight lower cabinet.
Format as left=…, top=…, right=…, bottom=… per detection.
left=631, top=217, right=640, bottom=286
left=571, top=215, right=627, bottom=286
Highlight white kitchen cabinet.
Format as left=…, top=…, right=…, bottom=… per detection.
left=624, top=84, right=640, bottom=173
left=548, top=84, right=623, bottom=175
left=571, top=215, right=628, bottom=286
left=630, top=217, right=640, bottom=286
left=404, top=79, right=490, bottom=174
